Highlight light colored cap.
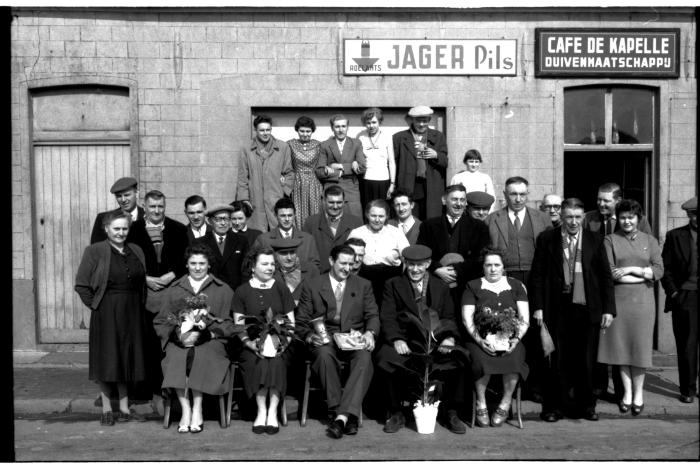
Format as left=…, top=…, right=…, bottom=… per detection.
left=407, top=106, right=433, bottom=117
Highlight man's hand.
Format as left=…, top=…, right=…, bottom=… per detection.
left=532, top=309, right=543, bottom=327
left=393, top=339, right=411, bottom=355
left=307, top=333, right=325, bottom=347
left=420, top=147, right=438, bottom=159
left=600, top=313, right=613, bottom=329
left=362, top=331, right=375, bottom=351
left=434, top=266, right=457, bottom=284
left=146, top=276, right=164, bottom=291
left=438, top=337, right=455, bottom=354
left=351, top=160, right=361, bottom=174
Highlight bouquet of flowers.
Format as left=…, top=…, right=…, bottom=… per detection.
left=472, top=305, right=523, bottom=352
left=241, top=307, right=295, bottom=358
left=166, top=294, right=223, bottom=347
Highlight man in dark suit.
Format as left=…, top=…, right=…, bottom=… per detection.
left=90, top=177, right=145, bottom=244
left=392, top=106, right=447, bottom=221
left=183, top=194, right=209, bottom=243
left=193, top=204, right=248, bottom=291
left=417, top=184, right=489, bottom=295
left=296, top=245, right=379, bottom=439
left=529, top=198, right=616, bottom=422
left=388, top=188, right=422, bottom=245
left=252, top=197, right=321, bottom=272
left=661, top=196, right=698, bottom=403
left=376, top=245, right=467, bottom=434
left=316, top=114, right=366, bottom=218
left=303, top=184, right=363, bottom=273
left=466, top=191, right=495, bottom=222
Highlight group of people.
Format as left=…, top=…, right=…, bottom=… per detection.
left=74, top=105, right=697, bottom=439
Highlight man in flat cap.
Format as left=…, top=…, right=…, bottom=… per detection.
left=466, top=191, right=495, bottom=222
left=375, top=244, right=467, bottom=434
left=539, top=193, right=563, bottom=228
left=193, top=204, right=248, bottom=291
left=393, top=106, right=448, bottom=221
left=90, top=177, right=145, bottom=244
left=271, top=236, right=319, bottom=308
left=662, top=196, right=698, bottom=403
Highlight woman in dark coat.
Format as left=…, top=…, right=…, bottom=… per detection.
left=153, top=244, right=235, bottom=433
left=75, top=211, right=148, bottom=426
left=233, top=247, right=295, bottom=435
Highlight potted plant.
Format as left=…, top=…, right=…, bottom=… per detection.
left=472, top=305, right=523, bottom=353
left=392, top=305, right=468, bottom=434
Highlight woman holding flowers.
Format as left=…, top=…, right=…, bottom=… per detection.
left=462, top=249, right=530, bottom=427
left=153, top=244, right=235, bottom=433
left=232, top=247, right=296, bottom=435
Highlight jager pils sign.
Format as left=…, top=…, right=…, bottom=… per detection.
left=535, top=28, right=680, bottom=78
left=343, top=39, right=517, bottom=76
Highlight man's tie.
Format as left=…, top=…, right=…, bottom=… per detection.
left=603, top=218, right=612, bottom=236
left=568, top=235, right=577, bottom=259
left=402, top=222, right=409, bottom=234
left=333, top=283, right=343, bottom=322
left=514, top=215, right=521, bottom=231
left=217, top=235, right=225, bottom=254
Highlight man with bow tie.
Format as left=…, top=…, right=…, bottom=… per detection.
left=296, top=245, right=379, bottom=439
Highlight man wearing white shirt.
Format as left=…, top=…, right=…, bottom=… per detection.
left=184, top=195, right=209, bottom=243
left=388, top=189, right=422, bottom=245
left=90, top=176, right=145, bottom=244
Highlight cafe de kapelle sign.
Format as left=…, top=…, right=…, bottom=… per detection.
left=344, top=39, right=517, bottom=76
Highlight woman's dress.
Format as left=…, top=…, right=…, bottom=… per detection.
left=597, top=231, right=663, bottom=368
left=233, top=280, right=295, bottom=398
left=89, top=244, right=147, bottom=383
left=462, top=276, right=529, bottom=380
left=288, top=139, right=323, bottom=229
left=153, top=275, right=235, bottom=395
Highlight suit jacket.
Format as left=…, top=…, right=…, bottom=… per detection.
left=296, top=273, right=380, bottom=340
left=417, top=213, right=489, bottom=286
left=484, top=206, right=552, bottom=261
left=388, top=217, right=422, bottom=246
left=136, top=216, right=189, bottom=278
left=315, top=137, right=366, bottom=181
left=302, top=212, right=364, bottom=273
left=90, top=206, right=146, bottom=244
left=185, top=223, right=210, bottom=244
left=582, top=210, right=652, bottom=236
left=273, top=260, right=320, bottom=305
left=74, top=240, right=147, bottom=310
left=380, top=274, right=458, bottom=345
left=661, top=224, right=694, bottom=312
left=392, top=128, right=447, bottom=219
left=193, top=231, right=249, bottom=291
left=253, top=227, right=321, bottom=272
left=529, top=227, right=616, bottom=326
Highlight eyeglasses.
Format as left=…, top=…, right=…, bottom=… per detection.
left=542, top=205, right=561, bottom=211
left=212, top=216, right=231, bottom=223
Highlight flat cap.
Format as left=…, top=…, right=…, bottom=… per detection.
left=206, top=204, right=235, bottom=217
left=110, top=177, right=138, bottom=194
left=407, top=106, right=433, bottom=118
left=270, top=237, right=302, bottom=252
left=402, top=244, right=432, bottom=261
left=466, top=191, right=495, bottom=209
left=681, top=196, right=697, bottom=211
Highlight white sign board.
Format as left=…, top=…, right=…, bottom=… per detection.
left=344, top=39, right=517, bottom=76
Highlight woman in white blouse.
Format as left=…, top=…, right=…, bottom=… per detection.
left=348, top=199, right=409, bottom=306
left=357, top=107, right=396, bottom=205
left=450, top=149, right=496, bottom=213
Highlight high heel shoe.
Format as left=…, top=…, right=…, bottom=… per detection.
left=618, top=401, right=631, bottom=413
left=189, top=423, right=203, bottom=433
left=177, top=425, right=190, bottom=433
left=631, top=403, right=644, bottom=416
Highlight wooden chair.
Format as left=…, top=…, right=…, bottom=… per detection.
left=300, top=359, right=362, bottom=427
left=470, top=377, right=523, bottom=429
left=226, top=361, right=288, bottom=427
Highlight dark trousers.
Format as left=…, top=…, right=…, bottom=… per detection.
left=672, top=290, right=699, bottom=397
left=542, top=295, right=598, bottom=414
left=308, top=344, right=373, bottom=419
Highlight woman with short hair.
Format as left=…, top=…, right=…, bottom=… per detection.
left=357, top=107, right=396, bottom=204
left=288, top=116, right=324, bottom=229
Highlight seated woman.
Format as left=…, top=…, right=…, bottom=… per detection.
left=153, top=244, right=235, bottom=433
left=462, top=249, right=530, bottom=427
left=232, top=247, right=296, bottom=435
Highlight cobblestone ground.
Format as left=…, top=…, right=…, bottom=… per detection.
left=15, top=411, right=699, bottom=461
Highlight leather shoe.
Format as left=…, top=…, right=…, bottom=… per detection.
left=474, top=408, right=489, bottom=428
left=383, top=412, right=405, bottom=433
left=343, top=417, right=358, bottom=435
left=490, top=407, right=508, bottom=427
left=100, top=412, right=115, bottom=426
left=584, top=409, right=599, bottom=421
left=326, top=419, right=344, bottom=439
left=265, top=425, right=279, bottom=435
left=679, top=395, right=694, bottom=403
left=445, top=409, right=466, bottom=434
left=618, top=401, right=631, bottom=413
left=252, top=424, right=266, bottom=434
left=540, top=411, right=560, bottom=422
left=631, top=403, right=644, bottom=416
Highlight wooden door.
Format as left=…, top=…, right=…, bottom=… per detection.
left=34, top=144, right=130, bottom=343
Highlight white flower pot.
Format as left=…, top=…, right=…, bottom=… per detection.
left=413, top=401, right=440, bottom=434
left=260, top=334, right=278, bottom=358
left=485, top=332, right=510, bottom=352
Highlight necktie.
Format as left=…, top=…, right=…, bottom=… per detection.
left=568, top=235, right=577, bottom=258
left=603, top=218, right=610, bottom=236
left=514, top=215, right=521, bottom=231
left=217, top=235, right=225, bottom=254
left=333, top=283, right=343, bottom=322
left=402, top=222, right=409, bottom=234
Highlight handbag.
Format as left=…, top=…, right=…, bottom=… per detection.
left=540, top=322, right=555, bottom=358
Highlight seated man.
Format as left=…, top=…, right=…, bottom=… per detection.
left=375, top=245, right=467, bottom=434
left=253, top=197, right=322, bottom=272
left=296, top=245, right=379, bottom=439
left=271, top=237, right=319, bottom=308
